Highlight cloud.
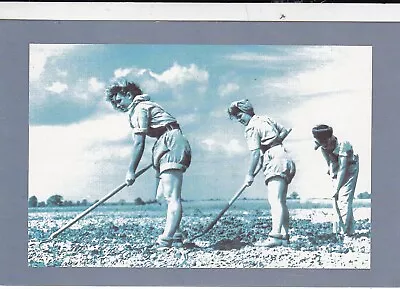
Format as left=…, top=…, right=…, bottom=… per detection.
left=28, top=45, right=372, bottom=202
left=39, top=77, right=105, bottom=104
left=177, top=113, right=197, bottom=126
left=224, top=139, right=246, bottom=154
left=140, top=78, right=162, bottom=94
left=202, top=138, right=216, bottom=148
left=107, top=64, right=211, bottom=104
left=227, top=52, right=284, bottom=62
left=201, top=137, right=246, bottom=155
left=113, top=68, right=133, bottom=79
left=137, top=68, right=147, bottom=76
left=226, top=47, right=338, bottom=63
left=57, top=69, right=68, bottom=77
left=265, top=46, right=372, bottom=96
left=218, top=82, right=240, bottom=97
left=29, top=113, right=156, bottom=201
left=291, top=46, right=340, bottom=62
left=112, top=68, right=150, bottom=81
left=209, top=108, right=228, bottom=118
left=109, top=64, right=209, bottom=95
left=45, top=81, right=68, bottom=94
left=284, top=92, right=372, bottom=199
left=111, top=68, right=162, bottom=93
left=30, top=114, right=131, bottom=165
left=29, top=44, right=79, bottom=81
left=149, top=63, right=209, bottom=87
left=287, top=91, right=371, bottom=157
left=279, top=46, right=372, bottom=199
left=88, top=77, right=105, bottom=93
left=218, top=46, right=372, bottom=199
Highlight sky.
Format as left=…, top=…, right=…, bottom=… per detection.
left=29, top=44, right=372, bottom=203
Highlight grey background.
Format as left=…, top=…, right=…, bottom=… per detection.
left=0, top=20, right=398, bottom=286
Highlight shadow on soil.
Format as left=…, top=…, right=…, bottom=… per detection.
left=184, top=215, right=371, bottom=253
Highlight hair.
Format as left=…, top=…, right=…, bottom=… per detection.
left=312, top=124, right=333, bottom=141
left=121, top=81, right=143, bottom=97
left=227, top=105, right=241, bottom=119
left=105, top=80, right=143, bottom=111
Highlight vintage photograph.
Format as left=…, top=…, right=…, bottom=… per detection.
left=28, top=44, right=371, bottom=268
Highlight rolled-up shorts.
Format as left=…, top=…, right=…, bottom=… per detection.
left=262, top=145, right=296, bottom=184
left=152, top=129, right=192, bottom=174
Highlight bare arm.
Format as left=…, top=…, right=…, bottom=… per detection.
left=248, top=148, right=260, bottom=176
left=333, top=155, right=348, bottom=197
left=320, top=148, right=333, bottom=175
left=277, top=127, right=292, bottom=143
left=125, top=132, right=146, bottom=185
left=245, top=148, right=261, bottom=186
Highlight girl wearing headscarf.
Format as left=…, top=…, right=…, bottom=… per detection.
left=106, top=80, right=192, bottom=249
left=227, top=99, right=296, bottom=247
left=312, top=124, right=359, bottom=237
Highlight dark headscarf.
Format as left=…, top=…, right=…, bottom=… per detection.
left=312, top=124, right=333, bottom=141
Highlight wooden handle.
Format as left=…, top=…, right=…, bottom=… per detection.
left=49, top=164, right=152, bottom=240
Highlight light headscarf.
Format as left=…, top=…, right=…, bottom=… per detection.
left=227, top=99, right=254, bottom=118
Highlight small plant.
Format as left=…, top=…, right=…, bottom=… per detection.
left=133, top=197, right=145, bottom=206
left=357, top=192, right=371, bottom=199
left=28, top=196, right=38, bottom=207
left=288, top=191, right=300, bottom=200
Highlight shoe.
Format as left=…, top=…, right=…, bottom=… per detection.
left=171, top=232, right=184, bottom=248
left=281, top=234, right=290, bottom=247
left=254, top=233, right=289, bottom=248
left=343, top=235, right=354, bottom=243
left=334, top=233, right=345, bottom=242
left=155, top=235, right=172, bottom=250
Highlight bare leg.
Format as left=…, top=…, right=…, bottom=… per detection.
left=157, top=169, right=183, bottom=239
left=267, top=176, right=289, bottom=238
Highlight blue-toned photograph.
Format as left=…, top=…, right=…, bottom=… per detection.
left=28, top=44, right=371, bottom=268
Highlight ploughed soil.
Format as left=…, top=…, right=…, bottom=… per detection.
left=28, top=201, right=370, bottom=268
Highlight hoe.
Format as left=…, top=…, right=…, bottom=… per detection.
left=39, top=164, right=152, bottom=244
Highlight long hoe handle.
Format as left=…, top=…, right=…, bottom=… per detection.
left=189, top=184, right=248, bottom=242
left=43, top=164, right=152, bottom=242
left=188, top=166, right=262, bottom=243
left=188, top=129, right=292, bottom=243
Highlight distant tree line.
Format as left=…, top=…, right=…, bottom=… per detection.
left=29, top=191, right=370, bottom=208
left=286, top=191, right=371, bottom=200
left=28, top=195, right=91, bottom=208
left=28, top=194, right=158, bottom=208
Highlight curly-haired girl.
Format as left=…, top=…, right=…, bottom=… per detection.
left=105, top=80, right=192, bottom=249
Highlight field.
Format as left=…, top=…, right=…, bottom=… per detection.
left=28, top=199, right=371, bottom=268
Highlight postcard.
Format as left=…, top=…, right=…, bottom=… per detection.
left=1, top=2, right=398, bottom=287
